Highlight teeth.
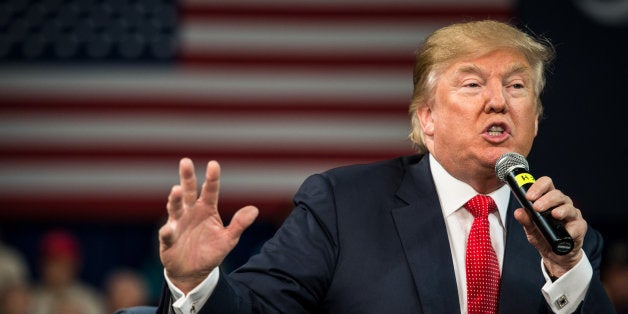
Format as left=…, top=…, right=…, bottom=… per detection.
left=488, top=125, right=504, bottom=136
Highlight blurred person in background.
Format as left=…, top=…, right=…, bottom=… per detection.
left=104, top=268, right=149, bottom=313
left=0, top=237, right=29, bottom=292
left=0, top=236, right=32, bottom=314
left=31, top=229, right=105, bottom=314
left=0, top=282, right=32, bottom=314
left=602, top=240, right=628, bottom=313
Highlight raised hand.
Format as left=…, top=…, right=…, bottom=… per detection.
left=158, top=158, right=259, bottom=293
left=513, top=176, right=587, bottom=278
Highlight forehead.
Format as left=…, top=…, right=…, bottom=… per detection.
left=444, top=48, right=531, bottom=77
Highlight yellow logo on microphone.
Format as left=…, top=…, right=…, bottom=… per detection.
left=515, top=173, right=536, bottom=187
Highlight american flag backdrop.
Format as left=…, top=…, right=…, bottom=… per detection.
left=0, top=0, right=514, bottom=224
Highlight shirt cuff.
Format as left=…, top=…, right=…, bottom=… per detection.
left=541, top=250, right=592, bottom=313
left=164, top=267, right=220, bottom=314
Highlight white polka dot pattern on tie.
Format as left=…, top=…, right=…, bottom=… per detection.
left=465, top=194, right=500, bottom=314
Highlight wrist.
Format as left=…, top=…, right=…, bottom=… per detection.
left=544, top=266, right=560, bottom=282
left=167, top=272, right=211, bottom=295
left=542, top=250, right=583, bottom=281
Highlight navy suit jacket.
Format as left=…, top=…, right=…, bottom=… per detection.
left=157, top=154, right=615, bottom=313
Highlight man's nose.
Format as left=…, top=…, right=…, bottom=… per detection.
left=484, top=81, right=507, bottom=113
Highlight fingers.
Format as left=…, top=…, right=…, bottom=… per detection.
left=553, top=205, right=581, bottom=221
left=226, top=205, right=259, bottom=239
left=513, top=207, right=536, bottom=233
left=525, top=176, right=573, bottom=215
left=532, top=190, right=571, bottom=214
left=167, top=185, right=184, bottom=220
left=177, top=158, right=222, bottom=209
left=158, top=223, right=175, bottom=248
left=179, top=158, right=198, bottom=206
left=524, top=176, right=554, bottom=203
left=200, top=160, right=221, bottom=208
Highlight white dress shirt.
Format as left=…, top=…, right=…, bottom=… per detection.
left=429, top=154, right=591, bottom=313
left=165, top=267, right=218, bottom=314
left=166, top=154, right=592, bottom=313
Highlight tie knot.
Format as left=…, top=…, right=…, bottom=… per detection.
left=465, top=194, right=497, bottom=218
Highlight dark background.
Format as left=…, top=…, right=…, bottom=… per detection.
left=516, top=0, right=627, bottom=244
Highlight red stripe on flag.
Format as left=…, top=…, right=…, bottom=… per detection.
left=0, top=147, right=412, bottom=163
left=0, top=195, right=294, bottom=225
left=0, top=95, right=410, bottom=115
left=181, top=4, right=513, bottom=21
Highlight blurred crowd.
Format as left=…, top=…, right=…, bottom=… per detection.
left=0, top=227, right=626, bottom=313
left=602, top=240, right=628, bottom=314
left=0, top=229, right=149, bottom=314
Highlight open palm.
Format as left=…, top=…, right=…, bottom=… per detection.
left=158, top=158, right=258, bottom=293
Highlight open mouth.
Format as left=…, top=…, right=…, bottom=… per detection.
left=487, top=125, right=505, bottom=136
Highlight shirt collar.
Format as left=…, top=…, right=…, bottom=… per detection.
left=428, top=154, right=511, bottom=226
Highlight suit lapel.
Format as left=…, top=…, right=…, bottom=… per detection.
left=498, top=195, right=546, bottom=312
left=391, top=156, right=460, bottom=313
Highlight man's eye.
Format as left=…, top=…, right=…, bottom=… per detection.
left=465, top=83, right=480, bottom=88
left=512, top=83, right=524, bottom=89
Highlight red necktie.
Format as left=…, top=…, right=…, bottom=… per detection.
left=465, top=195, right=500, bottom=314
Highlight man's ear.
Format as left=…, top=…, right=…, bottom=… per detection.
left=416, top=105, right=434, bottom=136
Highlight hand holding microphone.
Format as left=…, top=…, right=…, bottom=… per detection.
left=495, top=152, right=574, bottom=255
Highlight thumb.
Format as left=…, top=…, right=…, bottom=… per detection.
left=226, top=205, right=259, bottom=239
left=514, top=207, right=537, bottom=229
left=514, top=207, right=540, bottom=235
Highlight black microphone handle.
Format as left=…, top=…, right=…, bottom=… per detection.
left=504, top=167, right=574, bottom=255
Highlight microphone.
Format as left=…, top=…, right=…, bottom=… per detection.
left=495, top=152, right=574, bottom=255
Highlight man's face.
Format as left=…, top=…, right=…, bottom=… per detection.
left=417, top=48, right=539, bottom=180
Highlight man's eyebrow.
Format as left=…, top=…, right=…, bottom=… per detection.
left=504, top=64, right=531, bottom=77
left=455, top=64, right=484, bottom=76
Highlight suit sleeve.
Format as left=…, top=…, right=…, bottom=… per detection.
left=194, top=173, right=340, bottom=314
left=578, top=228, right=616, bottom=313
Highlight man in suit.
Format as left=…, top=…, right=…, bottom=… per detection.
left=155, top=20, right=615, bottom=313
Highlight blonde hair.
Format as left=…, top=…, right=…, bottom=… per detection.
left=408, top=20, right=554, bottom=153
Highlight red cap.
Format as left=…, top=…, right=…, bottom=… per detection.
left=40, top=229, right=81, bottom=261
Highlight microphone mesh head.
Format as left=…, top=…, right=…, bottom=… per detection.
left=495, top=152, right=529, bottom=182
